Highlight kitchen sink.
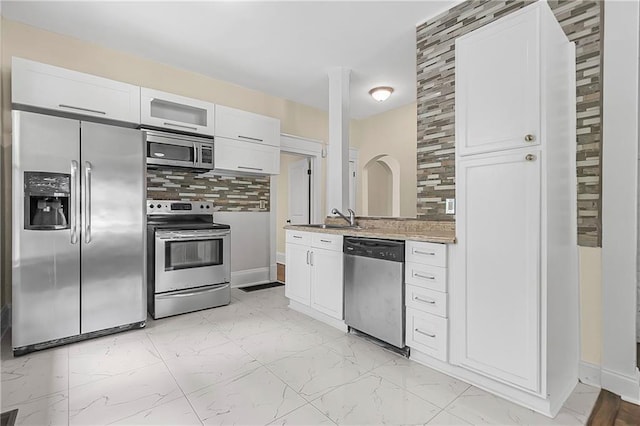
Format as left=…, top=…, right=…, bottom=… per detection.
left=299, top=224, right=361, bottom=230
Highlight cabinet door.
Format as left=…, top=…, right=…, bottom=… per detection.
left=454, top=150, right=541, bottom=392
left=12, top=57, right=140, bottom=124
left=140, top=88, right=215, bottom=136
left=310, top=248, right=344, bottom=319
left=285, top=243, right=311, bottom=305
left=455, top=7, right=540, bottom=156
left=215, top=105, right=280, bottom=147
left=214, top=137, right=280, bottom=175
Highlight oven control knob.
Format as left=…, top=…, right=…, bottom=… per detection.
left=206, top=205, right=210, bottom=209
left=157, top=204, right=162, bottom=208
left=149, top=204, right=154, bottom=208
left=200, top=204, right=204, bottom=209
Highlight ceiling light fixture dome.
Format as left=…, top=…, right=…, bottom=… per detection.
left=369, top=86, right=394, bottom=102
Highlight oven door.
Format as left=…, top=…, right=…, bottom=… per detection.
left=154, top=228, right=230, bottom=293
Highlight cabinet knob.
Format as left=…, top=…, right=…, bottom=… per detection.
left=525, top=154, right=537, bottom=161
left=524, top=134, right=535, bottom=142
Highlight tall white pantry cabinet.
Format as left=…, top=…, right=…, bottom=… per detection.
left=418, top=2, right=577, bottom=417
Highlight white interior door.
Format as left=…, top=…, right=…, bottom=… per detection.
left=288, top=158, right=310, bottom=225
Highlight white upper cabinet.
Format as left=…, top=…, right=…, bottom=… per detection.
left=455, top=7, right=540, bottom=156
left=11, top=57, right=141, bottom=124
left=214, top=137, right=279, bottom=175
left=214, top=105, right=280, bottom=147
left=140, top=88, right=215, bottom=136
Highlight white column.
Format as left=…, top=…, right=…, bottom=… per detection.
left=601, top=0, right=640, bottom=402
left=327, top=67, right=351, bottom=215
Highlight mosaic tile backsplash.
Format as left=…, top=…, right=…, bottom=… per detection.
left=147, top=167, right=270, bottom=212
left=416, top=0, right=602, bottom=247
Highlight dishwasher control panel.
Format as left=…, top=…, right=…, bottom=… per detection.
left=343, top=237, right=405, bottom=262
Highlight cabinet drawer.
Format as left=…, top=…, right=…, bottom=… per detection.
left=286, top=230, right=312, bottom=245
left=214, top=137, right=279, bottom=175
left=215, top=105, right=280, bottom=147
left=406, top=285, right=447, bottom=317
left=405, top=262, right=447, bottom=292
left=140, top=88, right=214, bottom=135
left=406, top=241, right=447, bottom=267
left=406, top=308, right=448, bottom=361
left=311, top=233, right=343, bottom=251
left=12, top=57, right=140, bottom=124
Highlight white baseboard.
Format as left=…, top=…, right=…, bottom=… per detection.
left=602, top=367, right=640, bottom=403
left=231, top=267, right=271, bottom=288
left=276, top=252, right=285, bottom=265
left=579, top=361, right=602, bottom=388
left=1, top=304, right=10, bottom=340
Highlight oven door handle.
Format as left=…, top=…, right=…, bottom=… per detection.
left=156, top=233, right=229, bottom=242
left=156, top=283, right=229, bottom=299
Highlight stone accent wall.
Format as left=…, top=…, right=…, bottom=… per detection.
left=147, top=167, right=270, bottom=212
left=416, top=0, right=602, bottom=247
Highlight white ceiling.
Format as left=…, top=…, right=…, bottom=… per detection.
left=1, top=1, right=460, bottom=119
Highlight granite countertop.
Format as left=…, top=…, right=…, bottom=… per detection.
left=284, top=217, right=456, bottom=244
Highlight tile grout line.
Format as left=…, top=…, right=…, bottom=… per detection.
left=137, top=330, right=204, bottom=426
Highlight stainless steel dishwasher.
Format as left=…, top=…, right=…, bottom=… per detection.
left=344, top=237, right=406, bottom=350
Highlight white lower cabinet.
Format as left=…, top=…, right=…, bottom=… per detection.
left=284, top=241, right=311, bottom=305
left=404, top=240, right=449, bottom=363
left=285, top=231, right=344, bottom=320
left=406, top=307, right=448, bottom=361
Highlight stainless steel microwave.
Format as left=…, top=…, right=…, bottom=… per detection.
left=144, top=129, right=213, bottom=170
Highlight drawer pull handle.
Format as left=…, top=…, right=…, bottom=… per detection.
left=320, top=239, right=332, bottom=243
left=414, top=250, right=436, bottom=256
left=238, top=135, right=264, bottom=142
left=293, top=235, right=302, bottom=239
left=59, top=104, right=106, bottom=115
left=164, top=122, right=198, bottom=131
left=414, top=273, right=435, bottom=280
left=238, top=166, right=264, bottom=171
left=415, top=329, right=436, bottom=338
left=306, top=250, right=310, bottom=265
left=414, top=296, right=436, bottom=304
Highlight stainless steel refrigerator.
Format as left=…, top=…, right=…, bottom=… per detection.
left=12, top=111, right=146, bottom=355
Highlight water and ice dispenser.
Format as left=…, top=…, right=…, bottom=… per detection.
left=24, top=172, right=70, bottom=230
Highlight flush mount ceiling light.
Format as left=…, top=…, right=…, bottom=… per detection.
left=369, top=86, right=394, bottom=102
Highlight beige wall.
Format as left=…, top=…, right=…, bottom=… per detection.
left=351, top=102, right=417, bottom=218
left=579, top=247, right=602, bottom=365
left=0, top=18, right=329, bottom=304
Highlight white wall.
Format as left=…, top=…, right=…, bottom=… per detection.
left=601, top=0, right=640, bottom=402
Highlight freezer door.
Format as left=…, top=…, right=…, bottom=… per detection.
left=12, top=111, right=81, bottom=348
left=80, top=121, right=146, bottom=333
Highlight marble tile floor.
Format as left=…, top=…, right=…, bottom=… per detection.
left=1, top=287, right=599, bottom=425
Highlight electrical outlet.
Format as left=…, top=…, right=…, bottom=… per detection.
left=445, top=198, right=455, bottom=214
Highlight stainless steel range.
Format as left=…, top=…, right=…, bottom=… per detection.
left=147, top=200, right=231, bottom=319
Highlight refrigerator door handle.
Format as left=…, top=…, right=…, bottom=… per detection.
left=84, top=161, right=92, bottom=244
left=70, top=160, right=79, bottom=244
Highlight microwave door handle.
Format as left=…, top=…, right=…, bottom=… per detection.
left=193, top=142, right=198, bottom=166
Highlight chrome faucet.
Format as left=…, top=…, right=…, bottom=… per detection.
left=331, top=208, right=356, bottom=227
